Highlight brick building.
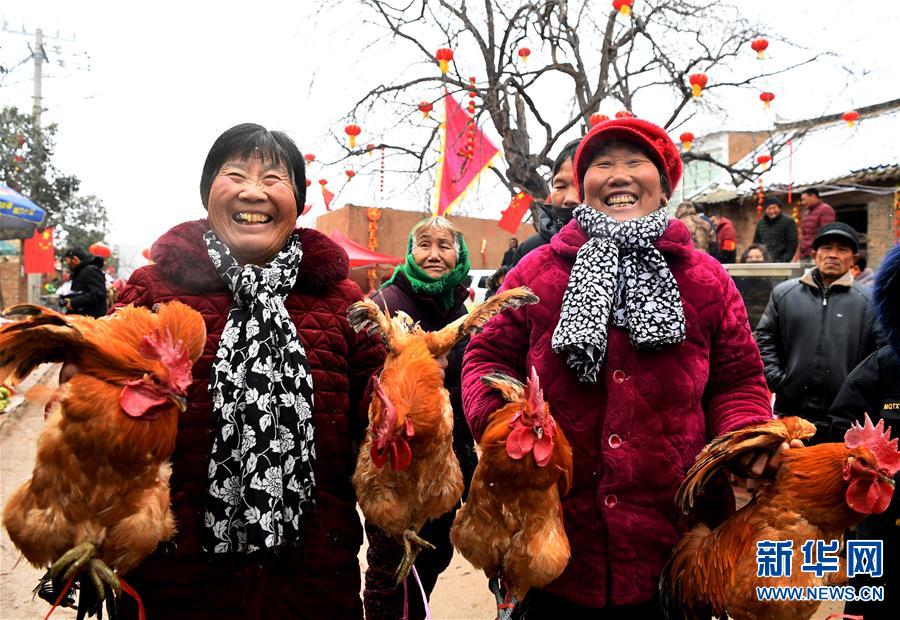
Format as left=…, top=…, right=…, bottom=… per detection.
left=687, top=98, right=900, bottom=266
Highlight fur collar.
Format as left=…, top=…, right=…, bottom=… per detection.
left=149, top=219, right=349, bottom=294
left=799, top=267, right=854, bottom=291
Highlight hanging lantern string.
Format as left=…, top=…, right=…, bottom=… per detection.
left=787, top=139, right=793, bottom=204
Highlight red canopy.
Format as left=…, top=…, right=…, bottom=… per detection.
left=328, top=230, right=404, bottom=269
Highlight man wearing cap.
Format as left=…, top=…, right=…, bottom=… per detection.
left=756, top=222, right=881, bottom=442
left=62, top=247, right=108, bottom=318
left=752, top=197, right=797, bottom=262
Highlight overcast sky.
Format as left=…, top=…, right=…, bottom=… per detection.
left=2, top=0, right=898, bottom=267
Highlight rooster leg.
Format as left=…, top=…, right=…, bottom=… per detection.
left=393, top=529, right=436, bottom=585
left=49, top=543, right=122, bottom=604
left=488, top=576, right=519, bottom=620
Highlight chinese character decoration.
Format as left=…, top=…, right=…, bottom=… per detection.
left=689, top=73, right=708, bottom=98
left=344, top=124, right=361, bottom=149
left=366, top=207, right=381, bottom=291
left=751, top=38, right=769, bottom=60
left=679, top=132, right=695, bottom=151
left=760, top=91, right=775, bottom=110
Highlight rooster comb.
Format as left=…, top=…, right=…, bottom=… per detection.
left=139, top=328, right=192, bottom=392
left=844, top=414, right=900, bottom=475
left=526, top=366, right=544, bottom=415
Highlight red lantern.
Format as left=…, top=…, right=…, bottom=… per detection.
left=345, top=169, right=356, bottom=179
left=366, top=143, right=376, bottom=156
left=418, top=101, right=434, bottom=119
left=689, top=73, right=708, bottom=98
left=612, top=0, right=634, bottom=16
left=615, top=110, right=634, bottom=119
left=318, top=178, right=328, bottom=186
left=589, top=113, right=609, bottom=126
left=305, top=179, right=312, bottom=187
left=435, top=47, right=454, bottom=74
left=751, top=38, right=769, bottom=60
left=759, top=91, right=775, bottom=110
left=88, top=242, right=112, bottom=259
left=141, top=248, right=151, bottom=260
left=756, top=154, right=772, bottom=170
left=842, top=110, right=860, bottom=127
left=344, top=123, right=361, bottom=148
left=304, top=153, right=316, bottom=165
left=517, top=47, right=531, bottom=62
left=679, top=132, right=695, bottom=151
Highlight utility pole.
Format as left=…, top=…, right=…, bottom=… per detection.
left=26, top=28, right=47, bottom=304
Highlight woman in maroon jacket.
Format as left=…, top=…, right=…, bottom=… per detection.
left=115, top=123, right=384, bottom=619
left=462, top=118, right=777, bottom=617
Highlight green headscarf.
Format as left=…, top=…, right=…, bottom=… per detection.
left=383, top=218, right=471, bottom=312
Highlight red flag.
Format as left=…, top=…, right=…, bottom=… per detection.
left=435, top=92, right=499, bottom=216
left=322, top=185, right=335, bottom=211
left=497, top=192, right=533, bottom=234
left=23, top=227, right=55, bottom=274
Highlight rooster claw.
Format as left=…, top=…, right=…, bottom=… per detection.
left=489, top=577, right=518, bottom=620
left=393, top=529, right=436, bottom=585
left=48, top=542, right=121, bottom=610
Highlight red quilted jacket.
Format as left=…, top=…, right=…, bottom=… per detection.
left=462, top=218, right=772, bottom=608
left=114, top=219, right=384, bottom=620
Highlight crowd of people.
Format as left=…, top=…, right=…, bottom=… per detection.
left=29, top=118, right=895, bottom=620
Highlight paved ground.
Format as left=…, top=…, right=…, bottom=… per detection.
left=0, top=366, right=840, bottom=619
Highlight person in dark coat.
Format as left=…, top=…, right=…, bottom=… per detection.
left=114, top=123, right=384, bottom=620
left=501, top=237, right=519, bottom=267
left=363, top=216, right=475, bottom=620
left=752, top=197, right=797, bottom=262
left=463, top=117, right=776, bottom=615
left=62, top=247, right=108, bottom=318
left=511, top=139, right=581, bottom=266
left=829, top=243, right=900, bottom=620
left=756, top=222, right=881, bottom=443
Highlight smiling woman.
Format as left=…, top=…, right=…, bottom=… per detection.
left=112, top=123, right=385, bottom=619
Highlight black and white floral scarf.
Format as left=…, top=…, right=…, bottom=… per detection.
left=551, top=204, right=686, bottom=383
left=203, top=230, right=316, bottom=554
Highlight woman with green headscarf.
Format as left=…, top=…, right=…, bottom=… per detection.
left=363, top=216, right=476, bottom=620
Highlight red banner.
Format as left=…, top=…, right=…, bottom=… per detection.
left=435, top=93, right=499, bottom=216
left=23, top=227, right=55, bottom=274
left=497, top=192, right=533, bottom=234
left=322, top=186, right=335, bottom=211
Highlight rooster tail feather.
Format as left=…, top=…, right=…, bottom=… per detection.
left=426, top=287, right=538, bottom=357
left=0, top=304, right=82, bottom=383
left=481, top=372, right=525, bottom=403
left=676, top=417, right=816, bottom=514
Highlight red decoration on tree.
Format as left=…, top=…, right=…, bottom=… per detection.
left=679, top=132, right=695, bottom=151
left=517, top=47, right=531, bottom=62
left=435, top=48, right=454, bottom=74
left=89, top=241, right=112, bottom=259
left=345, top=169, right=356, bottom=179
left=344, top=123, right=361, bottom=148
left=366, top=143, right=376, bottom=156
left=759, top=91, right=775, bottom=109
left=612, top=0, right=634, bottom=16
left=418, top=101, right=434, bottom=119
left=304, top=153, right=316, bottom=165
left=498, top=192, right=534, bottom=234
left=589, top=113, right=609, bottom=126
left=751, top=38, right=769, bottom=60
left=305, top=179, right=312, bottom=187
left=319, top=179, right=334, bottom=210
left=689, top=73, right=708, bottom=98
left=615, top=110, right=634, bottom=119
left=756, top=154, right=772, bottom=170
left=142, top=248, right=152, bottom=260
left=842, top=110, right=860, bottom=127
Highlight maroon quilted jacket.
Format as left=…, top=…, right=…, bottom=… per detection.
left=798, top=200, right=836, bottom=259
left=461, top=218, right=772, bottom=608
left=114, top=219, right=384, bottom=620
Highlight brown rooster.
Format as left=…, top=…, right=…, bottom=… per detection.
left=450, top=367, right=573, bottom=620
left=1, top=301, right=205, bottom=617
left=660, top=415, right=900, bottom=620
left=348, top=286, right=537, bottom=582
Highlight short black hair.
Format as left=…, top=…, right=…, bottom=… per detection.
left=200, top=123, right=306, bottom=212
left=801, top=187, right=820, bottom=197
left=741, top=243, right=770, bottom=262
left=855, top=255, right=867, bottom=271
left=552, top=139, right=582, bottom=176
left=64, top=247, right=90, bottom=262
left=583, top=138, right=672, bottom=197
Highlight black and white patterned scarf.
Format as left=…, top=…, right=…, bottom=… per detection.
left=551, top=204, right=685, bottom=383
left=203, top=230, right=316, bottom=554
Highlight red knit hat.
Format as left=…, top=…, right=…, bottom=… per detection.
left=573, top=117, right=683, bottom=199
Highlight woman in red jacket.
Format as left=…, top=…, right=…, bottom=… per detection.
left=462, top=118, right=777, bottom=617
left=115, top=123, right=384, bottom=619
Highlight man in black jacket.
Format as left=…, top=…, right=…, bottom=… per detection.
left=752, top=197, right=798, bottom=262
left=62, top=247, right=108, bottom=318
left=756, top=222, right=880, bottom=442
